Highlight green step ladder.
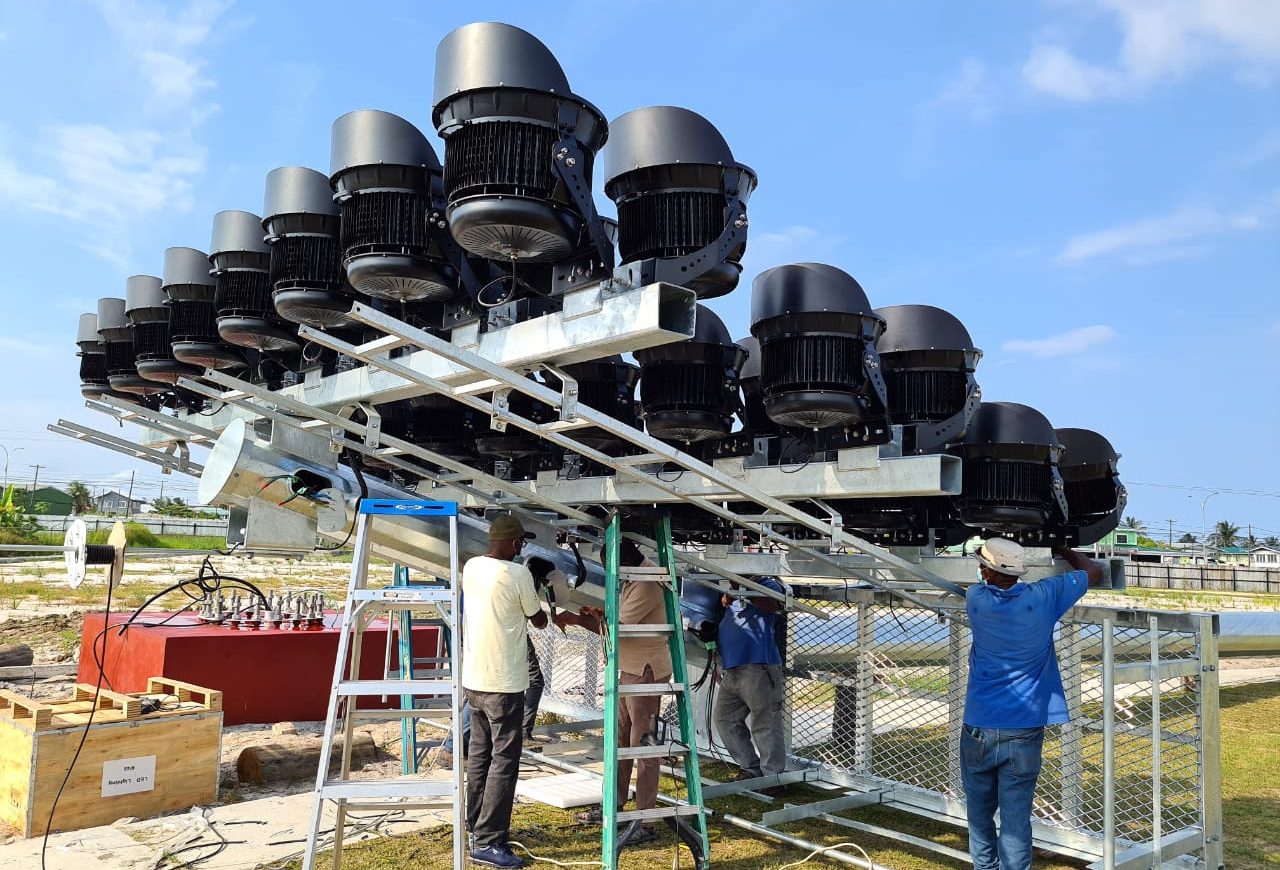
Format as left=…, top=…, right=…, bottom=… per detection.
left=601, top=512, right=710, bottom=870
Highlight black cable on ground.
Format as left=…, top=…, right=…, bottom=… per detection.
left=41, top=569, right=115, bottom=870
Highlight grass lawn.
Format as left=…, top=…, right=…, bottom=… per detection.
left=290, top=682, right=1280, bottom=870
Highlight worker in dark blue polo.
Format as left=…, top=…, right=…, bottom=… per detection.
left=712, top=575, right=788, bottom=789
left=962, top=538, right=1102, bottom=870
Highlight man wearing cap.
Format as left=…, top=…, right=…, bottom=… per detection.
left=712, top=575, right=788, bottom=793
left=963, top=538, right=1102, bottom=870
left=462, top=514, right=547, bottom=869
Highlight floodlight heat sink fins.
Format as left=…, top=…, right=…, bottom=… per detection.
left=1056, top=427, right=1125, bottom=546
left=76, top=312, right=109, bottom=398
left=951, top=401, right=1067, bottom=532
left=329, top=110, right=459, bottom=302
left=210, top=210, right=301, bottom=353
left=750, top=263, right=888, bottom=433
left=125, top=272, right=200, bottom=385
left=163, top=245, right=245, bottom=371
left=543, top=355, right=640, bottom=452
left=98, top=294, right=162, bottom=396
left=605, top=106, right=757, bottom=299
left=432, top=22, right=610, bottom=265
left=875, top=304, right=982, bottom=453
left=635, top=304, right=745, bottom=444
left=263, top=166, right=351, bottom=327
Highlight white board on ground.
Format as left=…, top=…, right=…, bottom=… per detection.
left=516, top=772, right=634, bottom=809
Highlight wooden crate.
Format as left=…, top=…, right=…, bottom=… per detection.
left=0, top=677, right=222, bottom=837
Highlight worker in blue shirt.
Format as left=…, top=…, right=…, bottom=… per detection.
left=713, top=575, right=788, bottom=791
left=963, top=538, right=1102, bottom=870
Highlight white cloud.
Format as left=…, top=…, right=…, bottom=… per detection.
left=922, top=58, right=998, bottom=120
left=1056, top=203, right=1267, bottom=263
left=1003, top=325, right=1117, bottom=357
left=0, top=336, right=58, bottom=357
left=1023, top=0, right=1280, bottom=101
left=746, top=225, right=846, bottom=265
left=0, top=1, right=226, bottom=267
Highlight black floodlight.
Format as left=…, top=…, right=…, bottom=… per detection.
left=76, top=313, right=109, bottom=398
left=635, top=304, right=745, bottom=444
left=952, top=401, right=1067, bottom=531
left=875, top=304, right=982, bottom=453
left=432, top=22, right=612, bottom=267
left=210, top=210, right=300, bottom=353
left=405, top=394, right=484, bottom=461
left=542, top=356, right=640, bottom=452
left=126, top=273, right=199, bottom=385
left=263, top=166, right=351, bottom=327
left=98, top=296, right=161, bottom=396
left=750, top=263, right=888, bottom=432
left=605, top=106, right=756, bottom=299
left=1056, top=427, right=1125, bottom=546
left=330, top=110, right=461, bottom=302
left=475, top=377, right=558, bottom=460
left=164, top=246, right=245, bottom=370
left=735, top=336, right=779, bottom=437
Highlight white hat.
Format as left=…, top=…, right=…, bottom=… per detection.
left=974, top=538, right=1028, bottom=577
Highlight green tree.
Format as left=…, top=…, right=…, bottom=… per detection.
left=1210, top=520, right=1240, bottom=550
left=1178, top=532, right=1197, bottom=544
left=67, top=480, right=92, bottom=515
left=1123, top=515, right=1146, bottom=531
left=1265, top=536, right=1279, bottom=547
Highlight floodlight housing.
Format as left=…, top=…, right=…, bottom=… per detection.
left=951, top=401, right=1067, bottom=531
left=76, top=313, right=109, bottom=398
left=635, top=304, right=745, bottom=444
left=98, top=296, right=161, bottom=396
left=432, top=22, right=612, bottom=267
left=124, top=273, right=198, bottom=385
left=1055, top=427, right=1125, bottom=546
left=163, top=246, right=245, bottom=370
left=542, top=356, right=640, bottom=452
left=475, top=376, right=558, bottom=460
left=749, top=263, right=888, bottom=432
left=735, top=336, right=779, bottom=436
left=210, top=210, right=301, bottom=353
left=263, top=166, right=351, bottom=327
left=605, top=106, right=756, bottom=299
left=405, top=394, right=484, bottom=461
left=330, top=110, right=461, bottom=302
left=875, top=304, right=982, bottom=453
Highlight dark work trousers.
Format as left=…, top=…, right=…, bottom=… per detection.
left=464, top=688, right=525, bottom=850
left=524, top=635, right=545, bottom=735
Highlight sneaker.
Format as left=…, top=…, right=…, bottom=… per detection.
left=469, top=844, right=527, bottom=868
left=574, top=805, right=604, bottom=824
left=616, top=822, right=658, bottom=847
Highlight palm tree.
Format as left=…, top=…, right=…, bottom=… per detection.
left=1265, top=536, right=1279, bottom=547
left=67, top=480, right=92, bottom=515
left=1123, top=515, right=1146, bottom=531
left=1210, top=520, right=1240, bottom=550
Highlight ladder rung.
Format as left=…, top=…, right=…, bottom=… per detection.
left=613, top=453, right=666, bottom=466
left=617, top=743, right=686, bottom=760
left=351, top=707, right=454, bottom=721
left=617, top=682, right=686, bottom=696
left=321, top=780, right=455, bottom=800
left=616, top=805, right=702, bottom=823
left=619, top=565, right=670, bottom=578
left=351, top=588, right=452, bottom=604
left=616, top=624, right=675, bottom=637
left=540, top=419, right=591, bottom=432
left=338, top=679, right=453, bottom=696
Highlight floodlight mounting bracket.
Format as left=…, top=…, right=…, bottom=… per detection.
left=553, top=103, right=615, bottom=275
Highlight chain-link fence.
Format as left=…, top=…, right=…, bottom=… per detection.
left=532, top=586, right=1223, bottom=867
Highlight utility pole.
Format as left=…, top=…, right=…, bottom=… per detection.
left=1166, top=519, right=1176, bottom=549
left=125, top=470, right=136, bottom=519
left=27, top=464, right=42, bottom=512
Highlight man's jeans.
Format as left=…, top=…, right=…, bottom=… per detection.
left=960, top=725, right=1045, bottom=870
left=445, top=637, right=544, bottom=754
left=712, top=664, right=787, bottom=776
left=464, top=689, right=525, bottom=850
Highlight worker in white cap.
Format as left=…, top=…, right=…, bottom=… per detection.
left=962, top=538, right=1102, bottom=870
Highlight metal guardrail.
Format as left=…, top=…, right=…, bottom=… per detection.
left=533, top=592, right=1224, bottom=869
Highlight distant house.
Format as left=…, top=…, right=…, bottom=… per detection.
left=1215, top=546, right=1252, bottom=567
left=1126, top=546, right=1195, bottom=565
left=1091, top=526, right=1143, bottom=555
left=1250, top=544, right=1280, bottom=569
left=95, top=490, right=145, bottom=515
left=23, top=486, right=73, bottom=516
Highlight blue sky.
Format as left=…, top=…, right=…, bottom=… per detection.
left=0, top=0, right=1276, bottom=541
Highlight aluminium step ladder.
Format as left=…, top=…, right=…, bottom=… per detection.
left=302, top=499, right=465, bottom=870
left=601, top=512, right=710, bottom=870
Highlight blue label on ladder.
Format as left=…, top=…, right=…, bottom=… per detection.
left=359, top=499, right=458, bottom=517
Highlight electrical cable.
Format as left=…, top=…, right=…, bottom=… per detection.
left=775, top=840, right=874, bottom=870
left=317, top=453, right=367, bottom=551
left=505, top=842, right=605, bottom=868
left=41, top=565, right=115, bottom=870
